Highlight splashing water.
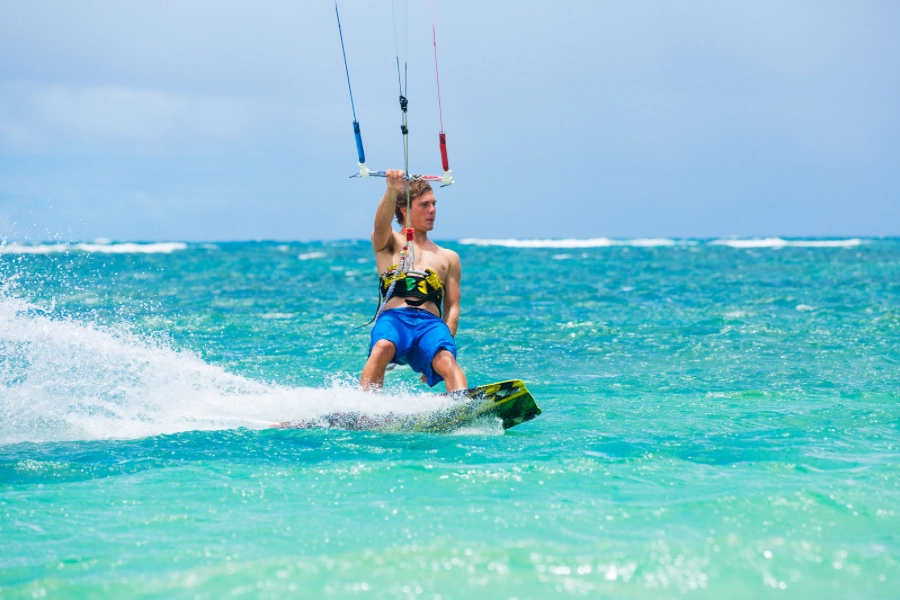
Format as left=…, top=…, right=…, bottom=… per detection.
left=0, top=287, right=460, bottom=445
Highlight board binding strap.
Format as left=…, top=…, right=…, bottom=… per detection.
left=274, top=380, right=541, bottom=433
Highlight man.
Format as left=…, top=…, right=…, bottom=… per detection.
left=360, top=169, right=467, bottom=392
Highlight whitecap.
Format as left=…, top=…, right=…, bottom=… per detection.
left=709, top=238, right=862, bottom=249
left=624, top=238, right=680, bottom=247
left=0, top=243, right=69, bottom=254
left=458, top=238, right=683, bottom=248
left=298, top=251, right=327, bottom=260
left=459, top=238, right=614, bottom=248
left=75, top=242, right=187, bottom=254
left=0, top=242, right=187, bottom=254
left=259, top=312, right=295, bottom=320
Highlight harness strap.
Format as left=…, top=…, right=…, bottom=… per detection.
left=400, top=287, right=444, bottom=317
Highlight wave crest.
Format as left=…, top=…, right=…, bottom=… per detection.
left=709, top=238, right=862, bottom=249
left=0, top=242, right=188, bottom=254
left=459, top=238, right=679, bottom=248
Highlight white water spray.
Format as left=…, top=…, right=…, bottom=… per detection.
left=0, top=290, right=456, bottom=445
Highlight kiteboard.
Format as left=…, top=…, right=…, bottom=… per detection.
left=273, top=379, right=541, bottom=433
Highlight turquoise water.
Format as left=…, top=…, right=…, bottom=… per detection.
left=1, top=238, right=898, bottom=598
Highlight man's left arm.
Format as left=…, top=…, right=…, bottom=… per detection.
left=443, top=251, right=462, bottom=337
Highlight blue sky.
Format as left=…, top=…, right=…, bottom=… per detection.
left=1, top=0, right=898, bottom=242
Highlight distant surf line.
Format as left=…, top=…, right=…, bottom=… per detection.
left=0, top=239, right=871, bottom=253
left=459, top=238, right=865, bottom=249
left=708, top=238, right=863, bottom=248
left=0, top=242, right=188, bottom=254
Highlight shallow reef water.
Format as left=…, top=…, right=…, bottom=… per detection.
left=1, top=238, right=898, bottom=598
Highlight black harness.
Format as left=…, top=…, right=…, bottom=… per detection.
left=379, top=267, right=445, bottom=316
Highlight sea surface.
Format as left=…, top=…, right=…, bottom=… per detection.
left=1, top=238, right=898, bottom=599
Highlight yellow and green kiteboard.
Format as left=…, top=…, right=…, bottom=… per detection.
left=274, top=380, right=541, bottom=433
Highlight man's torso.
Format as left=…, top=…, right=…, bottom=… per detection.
left=375, top=231, right=452, bottom=317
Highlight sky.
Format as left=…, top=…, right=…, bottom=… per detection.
left=0, top=0, right=898, bottom=242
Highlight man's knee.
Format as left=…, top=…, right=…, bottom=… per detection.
left=369, top=339, right=396, bottom=363
left=431, top=349, right=458, bottom=371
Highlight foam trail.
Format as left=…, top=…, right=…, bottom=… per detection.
left=709, top=238, right=863, bottom=249
left=0, top=292, right=454, bottom=445
left=0, top=242, right=187, bottom=254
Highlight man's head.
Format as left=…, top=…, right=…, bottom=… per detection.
left=395, top=180, right=437, bottom=232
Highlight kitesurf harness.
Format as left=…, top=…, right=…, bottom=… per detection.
left=357, top=263, right=444, bottom=328
left=379, top=266, right=445, bottom=316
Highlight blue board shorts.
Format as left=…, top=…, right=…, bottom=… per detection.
left=369, top=308, right=457, bottom=387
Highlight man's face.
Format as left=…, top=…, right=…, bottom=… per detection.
left=403, top=192, right=437, bottom=232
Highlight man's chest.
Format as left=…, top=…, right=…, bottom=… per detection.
left=379, top=242, right=449, bottom=282
left=415, top=248, right=450, bottom=281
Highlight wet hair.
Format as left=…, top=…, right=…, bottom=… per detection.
left=395, top=179, right=434, bottom=226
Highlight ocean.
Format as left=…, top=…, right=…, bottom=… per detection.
left=1, top=238, right=898, bottom=598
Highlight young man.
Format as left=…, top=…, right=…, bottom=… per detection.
left=360, top=169, right=468, bottom=392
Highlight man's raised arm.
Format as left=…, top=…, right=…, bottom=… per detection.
left=371, top=169, right=405, bottom=252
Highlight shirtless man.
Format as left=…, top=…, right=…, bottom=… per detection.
left=360, top=169, right=467, bottom=392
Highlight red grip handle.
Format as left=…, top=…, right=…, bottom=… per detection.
left=439, top=132, right=449, bottom=172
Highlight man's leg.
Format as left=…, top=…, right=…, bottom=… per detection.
left=361, top=340, right=396, bottom=391
left=431, top=349, right=467, bottom=392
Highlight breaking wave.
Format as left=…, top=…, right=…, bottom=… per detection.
left=460, top=238, right=866, bottom=249
left=0, top=242, right=188, bottom=254
left=458, top=238, right=681, bottom=248
left=709, top=238, right=863, bottom=248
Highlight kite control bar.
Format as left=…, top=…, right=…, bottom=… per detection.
left=335, top=1, right=454, bottom=188
left=352, top=166, right=454, bottom=186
